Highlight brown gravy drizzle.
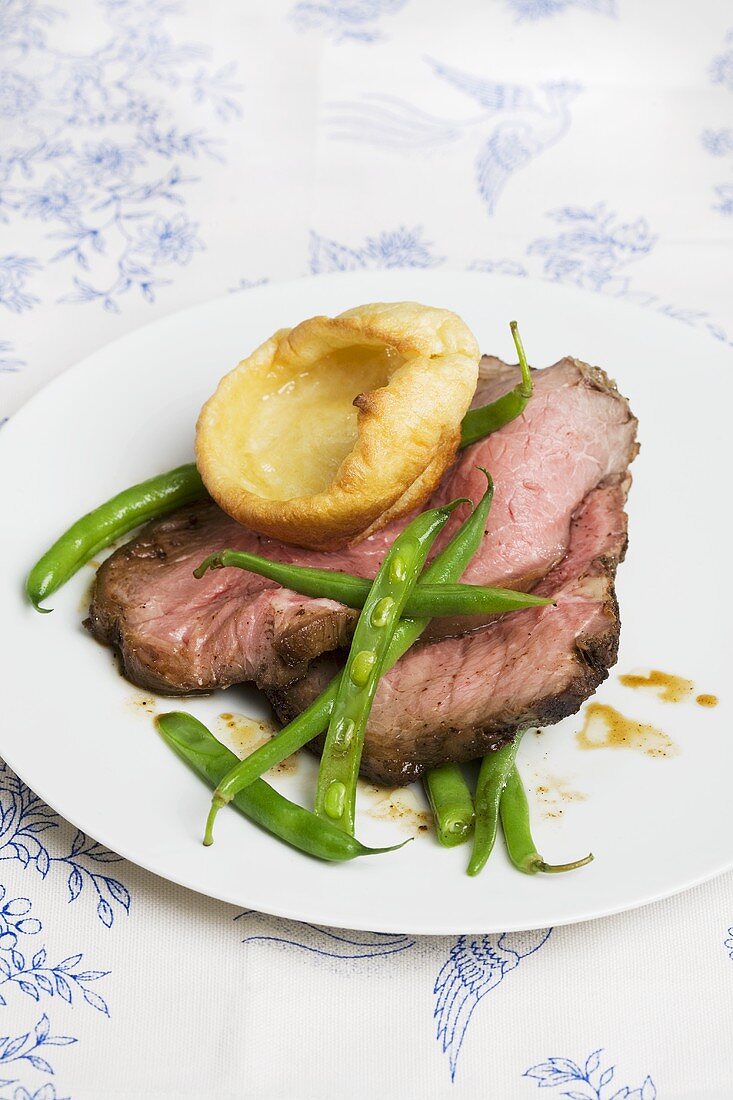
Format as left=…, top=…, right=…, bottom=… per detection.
left=618, top=669, right=718, bottom=708
left=534, top=774, right=588, bottom=820
left=576, top=702, right=678, bottom=758
left=361, top=784, right=431, bottom=832
left=217, top=712, right=299, bottom=773
left=219, top=712, right=275, bottom=753
left=618, top=669, right=693, bottom=703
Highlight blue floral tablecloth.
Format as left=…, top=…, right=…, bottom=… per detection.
left=2, top=2, right=732, bottom=1097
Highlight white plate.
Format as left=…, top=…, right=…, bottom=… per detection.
left=0, top=270, right=730, bottom=934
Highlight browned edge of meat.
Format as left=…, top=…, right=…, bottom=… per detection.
left=267, top=481, right=629, bottom=786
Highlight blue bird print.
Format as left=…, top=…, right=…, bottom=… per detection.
left=235, top=911, right=415, bottom=959
left=429, top=60, right=582, bottom=214
left=325, top=59, right=581, bottom=216
left=434, top=928, right=552, bottom=1080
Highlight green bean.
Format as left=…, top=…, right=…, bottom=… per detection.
left=500, top=766, right=594, bottom=874
left=314, top=502, right=462, bottom=834
left=424, top=764, right=475, bottom=847
left=194, top=550, right=551, bottom=618
left=157, top=712, right=407, bottom=860
left=460, top=321, right=533, bottom=449
left=26, top=464, right=207, bottom=612
left=467, top=733, right=524, bottom=877
left=203, top=472, right=495, bottom=844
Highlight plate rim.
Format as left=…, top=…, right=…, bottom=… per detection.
left=4, top=264, right=730, bottom=434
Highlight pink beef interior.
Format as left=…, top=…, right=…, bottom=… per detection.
left=270, top=481, right=629, bottom=784
left=86, top=353, right=638, bottom=781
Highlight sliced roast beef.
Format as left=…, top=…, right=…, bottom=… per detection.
left=432, top=355, right=637, bottom=590
left=86, top=503, right=360, bottom=694
left=86, top=355, right=637, bottom=698
left=269, top=480, right=629, bottom=785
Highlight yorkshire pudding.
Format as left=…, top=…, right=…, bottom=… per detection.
left=195, top=301, right=480, bottom=550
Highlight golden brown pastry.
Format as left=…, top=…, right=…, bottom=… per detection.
left=195, top=301, right=480, bottom=549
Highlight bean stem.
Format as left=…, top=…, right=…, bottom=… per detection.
left=500, top=766, right=594, bottom=874
left=510, top=320, right=532, bottom=399
left=424, top=764, right=475, bottom=847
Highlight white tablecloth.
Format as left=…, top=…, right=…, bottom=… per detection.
left=2, top=2, right=732, bottom=1097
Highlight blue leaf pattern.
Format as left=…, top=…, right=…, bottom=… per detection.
left=0, top=762, right=131, bottom=927
left=524, top=1051, right=656, bottom=1099
left=54, top=974, right=71, bottom=1004
left=724, top=927, right=733, bottom=958
left=701, top=30, right=733, bottom=215
left=0, top=888, right=41, bottom=949
left=95, top=901, right=113, bottom=929
left=475, top=202, right=732, bottom=346
left=0, top=890, right=110, bottom=1016
left=309, top=226, right=442, bottom=273
left=65, top=871, right=81, bottom=904
left=0, top=256, right=40, bottom=313
left=228, top=276, right=269, bottom=294
left=0, top=2, right=60, bottom=54
left=103, top=880, right=130, bottom=912
left=502, top=0, right=617, bottom=19
left=710, top=29, right=733, bottom=91
left=0, top=0, right=242, bottom=312
left=712, top=183, right=733, bottom=216
left=526, top=204, right=656, bottom=295
left=0, top=342, right=24, bottom=373
left=0, top=1013, right=76, bottom=1080
left=290, top=0, right=408, bottom=43
left=700, top=128, right=733, bottom=158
